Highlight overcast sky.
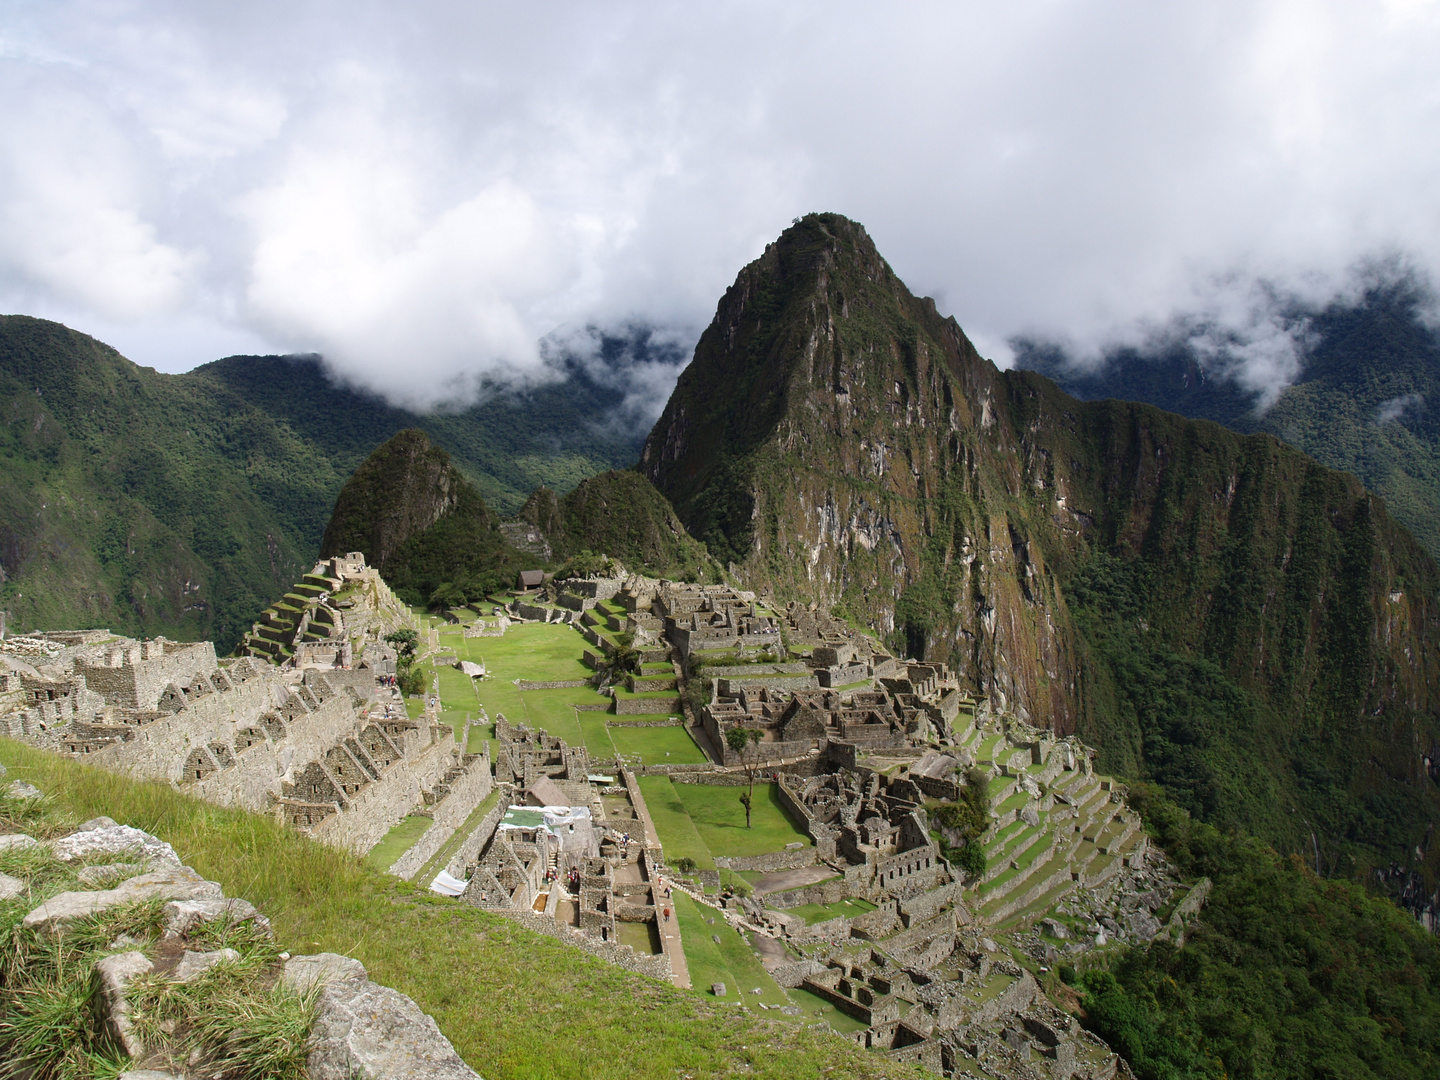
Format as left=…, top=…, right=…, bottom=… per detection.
left=1, top=0, right=1438, bottom=408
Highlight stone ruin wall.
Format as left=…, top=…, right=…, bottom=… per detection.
left=310, top=731, right=459, bottom=857
left=388, top=749, right=497, bottom=880
left=75, top=640, right=219, bottom=711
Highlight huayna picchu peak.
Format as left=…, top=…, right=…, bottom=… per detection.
left=643, top=212, right=1440, bottom=920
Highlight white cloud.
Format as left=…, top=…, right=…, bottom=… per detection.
left=0, top=0, right=1437, bottom=412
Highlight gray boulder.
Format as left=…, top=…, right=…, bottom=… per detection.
left=172, top=947, right=240, bottom=982
left=77, top=816, right=119, bottom=832
left=163, top=897, right=271, bottom=940
left=119, top=1073, right=183, bottom=1080
left=96, top=950, right=154, bottom=1057
left=0, top=833, right=37, bottom=852
left=77, top=863, right=147, bottom=889
left=24, top=866, right=223, bottom=936
left=1124, top=911, right=1163, bottom=940
left=0, top=872, right=24, bottom=901
left=297, top=963, right=482, bottom=1080
left=6, top=780, right=43, bottom=800
left=281, top=953, right=368, bottom=994
left=51, top=825, right=180, bottom=868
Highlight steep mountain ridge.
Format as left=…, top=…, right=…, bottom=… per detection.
left=0, top=316, right=657, bottom=648
left=641, top=213, right=1440, bottom=907
left=517, top=469, right=715, bottom=580
left=319, top=429, right=519, bottom=606
left=1018, top=281, right=1440, bottom=560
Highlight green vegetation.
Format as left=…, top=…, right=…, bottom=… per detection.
left=0, top=318, right=655, bottom=651
left=0, top=739, right=917, bottom=1080
left=0, top=788, right=308, bottom=1080
left=670, top=893, right=789, bottom=1009
left=929, top=767, right=991, bottom=876
left=518, top=470, right=717, bottom=581
left=605, top=725, right=707, bottom=765
left=1072, top=783, right=1440, bottom=1080
left=642, top=780, right=811, bottom=863
left=364, top=814, right=433, bottom=871
left=783, top=898, right=876, bottom=925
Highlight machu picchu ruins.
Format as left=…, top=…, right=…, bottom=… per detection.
left=0, top=560, right=1216, bottom=1079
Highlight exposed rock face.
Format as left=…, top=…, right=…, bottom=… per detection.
left=641, top=212, right=1440, bottom=902
left=282, top=953, right=482, bottom=1080
left=23, top=866, right=224, bottom=935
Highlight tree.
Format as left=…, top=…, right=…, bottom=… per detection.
left=725, top=726, right=764, bottom=828
left=591, top=632, right=642, bottom=688
left=384, top=628, right=418, bottom=658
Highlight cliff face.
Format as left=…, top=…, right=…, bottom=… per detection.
left=321, top=429, right=477, bottom=569
left=642, top=214, right=1440, bottom=903
left=640, top=215, right=1080, bottom=728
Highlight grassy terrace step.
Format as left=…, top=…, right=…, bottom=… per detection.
left=0, top=739, right=916, bottom=1080
left=978, top=831, right=1058, bottom=901
left=992, top=875, right=1081, bottom=931
left=979, top=851, right=1074, bottom=919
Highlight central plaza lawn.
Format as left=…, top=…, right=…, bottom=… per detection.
left=638, top=776, right=716, bottom=869
left=638, top=778, right=812, bottom=868
left=671, top=781, right=811, bottom=859
left=606, top=724, right=707, bottom=765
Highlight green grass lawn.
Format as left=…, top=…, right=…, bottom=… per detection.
left=672, top=892, right=789, bottom=1008
left=607, top=725, right=708, bottom=765
left=671, top=783, right=811, bottom=860
left=578, top=714, right=617, bottom=760
left=781, top=897, right=877, bottom=925
left=0, top=739, right=919, bottom=1080
left=638, top=776, right=716, bottom=870
left=365, top=814, right=433, bottom=871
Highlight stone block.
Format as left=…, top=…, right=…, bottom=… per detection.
left=78, top=863, right=146, bottom=889
left=96, top=950, right=154, bottom=1057
left=306, top=974, right=482, bottom=1080
left=163, top=897, right=271, bottom=940
left=0, top=833, right=37, bottom=852
left=711, top=982, right=727, bottom=996
left=51, top=824, right=181, bottom=868
left=78, top=816, right=119, bottom=831
left=0, top=871, right=24, bottom=900
left=281, top=952, right=368, bottom=994
left=6, top=780, right=42, bottom=800
left=24, top=867, right=223, bottom=936
left=172, top=947, right=240, bottom=982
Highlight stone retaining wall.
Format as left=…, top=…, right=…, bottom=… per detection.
left=713, top=847, right=816, bottom=873
left=388, top=750, right=496, bottom=881
left=607, top=717, right=683, bottom=727
left=766, top=875, right=847, bottom=909
left=516, top=679, right=590, bottom=690
left=445, top=788, right=513, bottom=878
left=613, top=695, right=682, bottom=715
left=311, top=735, right=457, bottom=856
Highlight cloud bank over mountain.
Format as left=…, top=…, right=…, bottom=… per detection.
left=1, top=0, right=1438, bottom=408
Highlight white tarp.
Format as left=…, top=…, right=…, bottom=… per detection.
left=429, top=870, right=468, bottom=896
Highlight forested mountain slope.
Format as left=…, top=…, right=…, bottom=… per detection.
left=1018, top=281, right=1440, bottom=561
left=0, top=317, right=656, bottom=649
left=640, top=213, right=1440, bottom=918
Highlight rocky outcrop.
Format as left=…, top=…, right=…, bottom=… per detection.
left=1, top=801, right=482, bottom=1079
